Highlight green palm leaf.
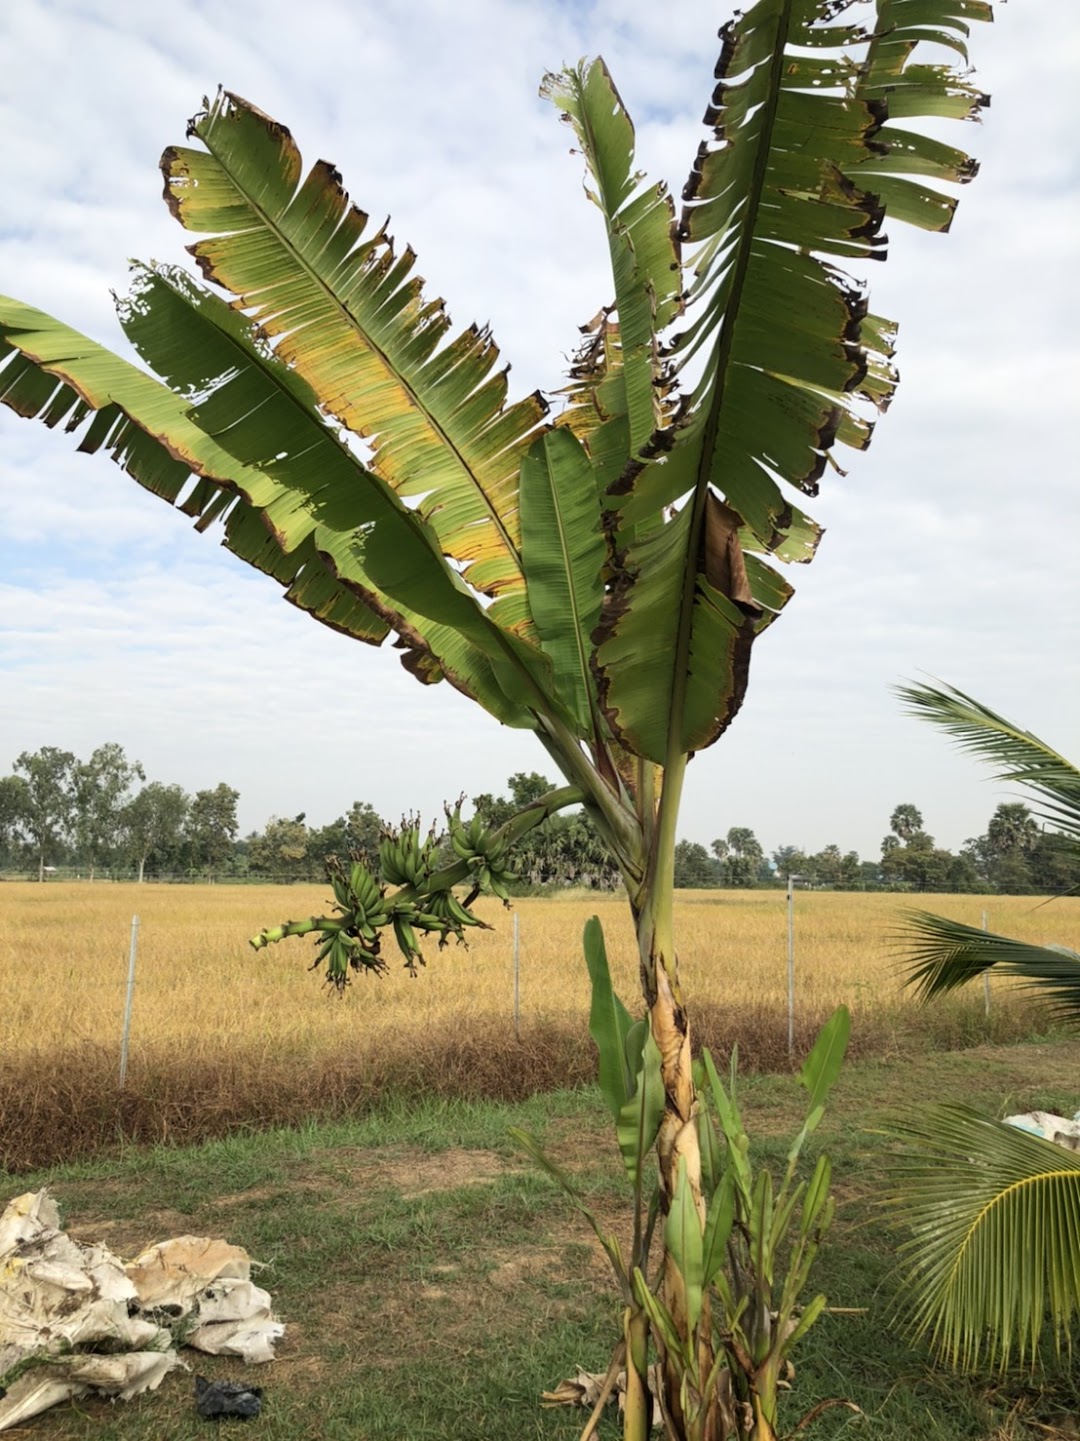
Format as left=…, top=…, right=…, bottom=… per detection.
left=884, top=1104, right=1080, bottom=1370
left=902, top=911, right=1080, bottom=1023
left=594, top=0, right=987, bottom=764
left=163, top=90, right=547, bottom=601
left=896, top=680, right=1080, bottom=840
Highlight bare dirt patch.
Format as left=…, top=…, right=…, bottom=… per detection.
left=68, top=1208, right=196, bottom=1256
left=484, top=1244, right=566, bottom=1291
left=315, top=1144, right=520, bottom=1198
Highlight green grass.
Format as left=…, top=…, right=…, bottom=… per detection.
left=6, top=1039, right=1080, bottom=1438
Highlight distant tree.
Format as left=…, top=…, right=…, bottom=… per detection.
left=880, top=803, right=952, bottom=889
left=1028, top=830, right=1080, bottom=896
left=721, top=826, right=764, bottom=888
left=123, top=781, right=190, bottom=882
left=986, top=801, right=1039, bottom=860
left=857, top=859, right=881, bottom=889
left=838, top=850, right=861, bottom=888
left=889, top=803, right=924, bottom=844
left=0, top=774, right=30, bottom=868
left=810, top=843, right=844, bottom=887
left=308, top=800, right=384, bottom=872
left=959, top=834, right=991, bottom=887
left=673, top=840, right=719, bottom=889
left=186, top=783, right=240, bottom=882
left=71, top=742, right=145, bottom=880
left=978, top=801, right=1039, bottom=892
left=945, top=851, right=981, bottom=893
left=250, top=815, right=311, bottom=880
left=13, top=747, right=76, bottom=881
left=771, top=845, right=809, bottom=882
left=881, top=841, right=955, bottom=892
left=710, top=836, right=729, bottom=864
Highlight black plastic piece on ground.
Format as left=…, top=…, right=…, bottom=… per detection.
left=195, top=1375, right=264, bottom=1420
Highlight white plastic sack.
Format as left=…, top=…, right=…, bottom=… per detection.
left=0, top=1191, right=283, bottom=1434
left=1004, top=1110, right=1080, bottom=1152
left=126, top=1236, right=252, bottom=1315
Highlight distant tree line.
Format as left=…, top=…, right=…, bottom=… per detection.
left=673, top=801, right=1078, bottom=895
left=0, top=744, right=242, bottom=882
left=0, top=752, right=622, bottom=889
left=2, top=747, right=1074, bottom=896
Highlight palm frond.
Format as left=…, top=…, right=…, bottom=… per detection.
left=883, top=1104, right=1080, bottom=1370
left=896, top=681, right=1080, bottom=840
left=902, top=911, right=1080, bottom=1024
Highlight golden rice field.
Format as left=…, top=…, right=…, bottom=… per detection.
left=2, top=882, right=1076, bottom=1170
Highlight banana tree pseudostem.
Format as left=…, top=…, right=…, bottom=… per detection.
left=0, top=3, right=992, bottom=1433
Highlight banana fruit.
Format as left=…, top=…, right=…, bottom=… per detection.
left=266, top=808, right=518, bottom=989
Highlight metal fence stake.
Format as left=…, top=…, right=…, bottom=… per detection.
left=119, top=915, right=139, bottom=1087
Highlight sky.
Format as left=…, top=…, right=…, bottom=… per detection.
left=0, top=0, right=1077, bottom=862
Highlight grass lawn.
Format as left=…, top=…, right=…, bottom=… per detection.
left=5, top=1037, right=1080, bottom=1439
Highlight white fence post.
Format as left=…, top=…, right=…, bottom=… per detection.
left=513, top=910, right=521, bottom=1039
left=119, top=915, right=139, bottom=1087
left=787, top=876, right=802, bottom=1060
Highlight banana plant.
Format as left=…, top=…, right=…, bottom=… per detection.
left=517, top=921, right=853, bottom=1439
left=885, top=681, right=1080, bottom=1373
left=0, top=4, right=992, bottom=1433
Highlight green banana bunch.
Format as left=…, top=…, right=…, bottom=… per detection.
left=257, top=808, right=516, bottom=989
left=378, top=816, right=441, bottom=889
left=445, top=803, right=516, bottom=904
left=391, top=912, right=423, bottom=974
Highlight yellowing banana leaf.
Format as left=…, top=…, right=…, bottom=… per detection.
left=163, top=90, right=547, bottom=601
left=0, top=288, right=550, bottom=728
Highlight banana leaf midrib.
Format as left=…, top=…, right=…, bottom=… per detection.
left=664, top=0, right=794, bottom=769
left=549, top=449, right=605, bottom=747
left=195, top=99, right=526, bottom=581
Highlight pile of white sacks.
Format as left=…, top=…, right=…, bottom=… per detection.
left=1004, top=1109, right=1080, bottom=1150
left=0, top=1190, right=282, bottom=1431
